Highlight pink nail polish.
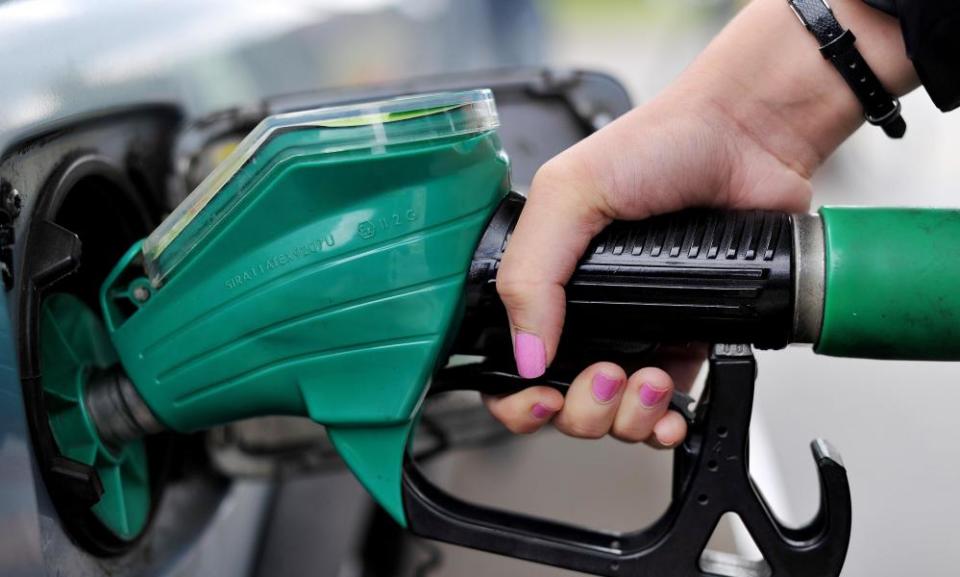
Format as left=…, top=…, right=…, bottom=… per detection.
left=531, top=403, right=555, bottom=419
left=514, top=332, right=546, bottom=378
left=591, top=373, right=621, bottom=403
left=639, top=382, right=668, bottom=408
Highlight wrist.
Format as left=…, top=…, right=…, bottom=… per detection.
left=675, top=0, right=918, bottom=178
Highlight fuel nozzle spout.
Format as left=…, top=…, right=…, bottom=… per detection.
left=85, top=367, right=166, bottom=448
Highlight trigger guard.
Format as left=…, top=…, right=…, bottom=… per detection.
left=405, top=345, right=852, bottom=577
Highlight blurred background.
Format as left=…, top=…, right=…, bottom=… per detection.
left=1, top=1, right=959, bottom=576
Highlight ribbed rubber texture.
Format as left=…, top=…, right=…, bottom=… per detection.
left=463, top=194, right=795, bottom=352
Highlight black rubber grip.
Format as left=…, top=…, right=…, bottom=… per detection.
left=457, top=193, right=795, bottom=361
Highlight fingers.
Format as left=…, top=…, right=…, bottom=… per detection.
left=497, top=154, right=612, bottom=377
left=482, top=386, right=564, bottom=435
left=484, top=364, right=690, bottom=447
left=611, top=367, right=678, bottom=445
left=553, top=362, right=627, bottom=439
left=650, top=411, right=688, bottom=449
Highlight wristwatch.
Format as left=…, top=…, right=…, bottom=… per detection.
left=787, top=0, right=906, bottom=138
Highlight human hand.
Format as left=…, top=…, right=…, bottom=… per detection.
left=484, top=0, right=916, bottom=444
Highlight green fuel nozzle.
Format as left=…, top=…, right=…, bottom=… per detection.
left=99, top=90, right=511, bottom=523
left=80, top=89, right=960, bottom=575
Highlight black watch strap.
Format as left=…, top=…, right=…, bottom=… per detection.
left=788, top=0, right=906, bottom=138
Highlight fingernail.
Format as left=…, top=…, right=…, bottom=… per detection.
left=656, top=435, right=676, bottom=448
left=531, top=403, right=556, bottom=419
left=591, top=373, right=622, bottom=403
left=514, top=332, right=546, bottom=378
left=639, top=382, right=668, bottom=408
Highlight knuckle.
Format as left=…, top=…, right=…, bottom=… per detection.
left=530, top=158, right=566, bottom=192
left=528, top=154, right=592, bottom=203
left=495, top=282, right=542, bottom=324
left=611, top=423, right=650, bottom=443
left=610, top=429, right=644, bottom=444
left=502, top=418, right=537, bottom=435
left=533, top=149, right=611, bottom=206
left=495, top=271, right=531, bottom=305
left=557, top=417, right=607, bottom=440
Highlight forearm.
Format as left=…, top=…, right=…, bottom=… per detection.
left=669, top=0, right=919, bottom=179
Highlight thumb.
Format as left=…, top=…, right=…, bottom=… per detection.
left=496, top=155, right=612, bottom=378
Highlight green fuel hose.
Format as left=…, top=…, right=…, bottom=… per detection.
left=818, top=207, right=960, bottom=360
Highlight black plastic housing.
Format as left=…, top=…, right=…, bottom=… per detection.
left=460, top=193, right=795, bottom=357
left=409, top=345, right=851, bottom=577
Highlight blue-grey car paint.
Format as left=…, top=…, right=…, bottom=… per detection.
left=0, top=294, right=44, bottom=576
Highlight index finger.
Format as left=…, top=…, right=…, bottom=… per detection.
left=496, top=154, right=612, bottom=372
